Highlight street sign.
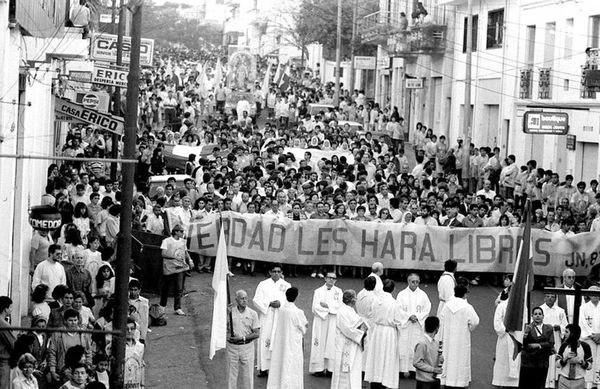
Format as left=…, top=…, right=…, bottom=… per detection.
left=354, top=56, right=376, bottom=70
left=54, top=96, right=124, bottom=135
left=523, top=111, right=569, bottom=135
left=69, top=71, right=92, bottom=83
left=405, top=78, right=423, bottom=89
left=566, top=134, right=576, bottom=150
left=92, top=65, right=128, bottom=88
left=91, top=33, right=155, bottom=67
left=99, top=14, right=119, bottom=23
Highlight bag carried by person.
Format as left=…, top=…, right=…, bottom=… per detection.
left=149, top=303, right=167, bottom=326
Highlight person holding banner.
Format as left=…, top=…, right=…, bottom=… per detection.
left=252, top=263, right=291, bottom=377
left=159, top=225, right=193, bottom=316
left=309, top=272, right=342, bottom=376
left=227, top=290, right=260, bottom=389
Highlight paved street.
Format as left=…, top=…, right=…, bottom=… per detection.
left=143, top=268, right=551, bottom=388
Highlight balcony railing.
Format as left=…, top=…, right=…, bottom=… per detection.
left=386, top=24, right=446, bottom=56
left=360, top=11, right=406, bottom=45
left=581, top=51, right=600, bottom=98
left=538, top=67, right=552, bottom=99
left=519, top=67, right=533, bottom=99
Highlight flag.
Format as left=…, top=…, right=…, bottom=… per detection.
left=504, top=200, right=533, bottom=366
left=261, top=62, right=272, bottom=99
left=279, top=63, right=291, bottom=91
left=273, top=63, right=282, bottom=86
left=209, top=224, right=229, bottom=359
left=213, top=58, right=223, bottom=87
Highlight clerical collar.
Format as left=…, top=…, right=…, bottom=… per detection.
left=424, top=333, right=434, bottom=342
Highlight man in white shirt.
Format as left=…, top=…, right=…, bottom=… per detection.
left=557, top=268, right=577, bottom=323
left=476, top=179, right=497, bottom=201
left=309, top=272, right=342, bottom=375
left=31, top=244, right=66, bottom=301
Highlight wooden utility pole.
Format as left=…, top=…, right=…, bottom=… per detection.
left=462, top=0, right=473, bottom=189
left=348, top=0, right=358, bottom=92
left=112, top=1, right=142, bottom=387
left=110, top=0, right=125, bottom=181
left=334, top=0, right=342, bottom=106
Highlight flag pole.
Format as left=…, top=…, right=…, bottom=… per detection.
left=226, top=275, right=234, bottom=337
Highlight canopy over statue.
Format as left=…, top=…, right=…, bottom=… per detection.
left=227, top=51, right=257, bottom=91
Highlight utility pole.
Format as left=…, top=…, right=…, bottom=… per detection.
left=110, top=0, right=125, bottom=181
left=348, top=0, right=358, bottom=93
left=462, top=0, right=473, bottom=190
left=334, top=0, right=342, bottom=106
left=112, top=1, right=142, bottom=387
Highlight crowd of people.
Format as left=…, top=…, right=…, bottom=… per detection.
left=6, top=39, right=599, bottom=389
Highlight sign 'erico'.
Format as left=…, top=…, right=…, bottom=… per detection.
left=29, top=205, right=61, bottom=231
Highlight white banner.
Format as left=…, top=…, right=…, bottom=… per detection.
left=188, top=212, right=600, bottom=277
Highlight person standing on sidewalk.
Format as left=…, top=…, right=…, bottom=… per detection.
left=0, top=296, right=16, bottom=389
left=159, top=225, right=193, bottom=316
left=227, top=290, right=260, bottom=389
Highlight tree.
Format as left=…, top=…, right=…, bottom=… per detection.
left=140, top=1, right=223, bottom=49
left=291, top=0, right=378, bottom=59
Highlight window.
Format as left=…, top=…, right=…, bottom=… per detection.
left=564, top=18, right=573, bottom=59
left=462, top=15, right=478, bottom=53
left=590, top=15, right=600, bottom=48
left=486, top=9, right=504, bottom=49
left=526, top=25, right=536, bottom=66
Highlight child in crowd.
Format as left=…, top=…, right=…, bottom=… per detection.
left=92, top=353, right=111, bottom=389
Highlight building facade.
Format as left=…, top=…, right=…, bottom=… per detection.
left=0, top=0, right=89, bottom=321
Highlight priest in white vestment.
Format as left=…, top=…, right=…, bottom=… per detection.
left=368, top=262, right=384, bottom=293
left=492, top=300, right=520, bottom=388
left=439, top=284, right=479, bottom=388
left=437, top=259, right=457, bottom=316
left=396, top=273, right=431, bottom=375
left=579, top=287, right=600, bottom=388
left=310, top=272, right=343, bottom=374
left=267, top=287, right=308, bottom=389
left=356, top=276, right=379, bottom=326
left=364, top=279, right=402, bottom=389
left=330, top=289, right=368, bottom=389
left=252, top=264, right=291, bottom=373
left=540, top=292, right=567, bottom=389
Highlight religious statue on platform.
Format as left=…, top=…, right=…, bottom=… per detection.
left=227, top=51, right=257, bottom=90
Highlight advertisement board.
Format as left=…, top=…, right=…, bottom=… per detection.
left=523, top=111, right=569, bottom=135
left=91, top=33, right=155, bottom=66
left=54, top=96, right=124, bottom=134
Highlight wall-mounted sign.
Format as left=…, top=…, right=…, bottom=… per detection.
left=405, top=78, right=423, bottom=89
left=566, top=134, right=576, bottom=150
left=353, top=56, right=376, bottom=70
left=74, top=90, right=110, bottom=112
left=91, top=33, right=155, bottom=67
left=29, top=205, right=61, bottom=231
left=92, top=65, right=128, bottom=88
left=54, top=96, right=124, bottom=134
left=69, top=71, right=92, bottom=83
left=523, top=111, right=569, bottom=135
